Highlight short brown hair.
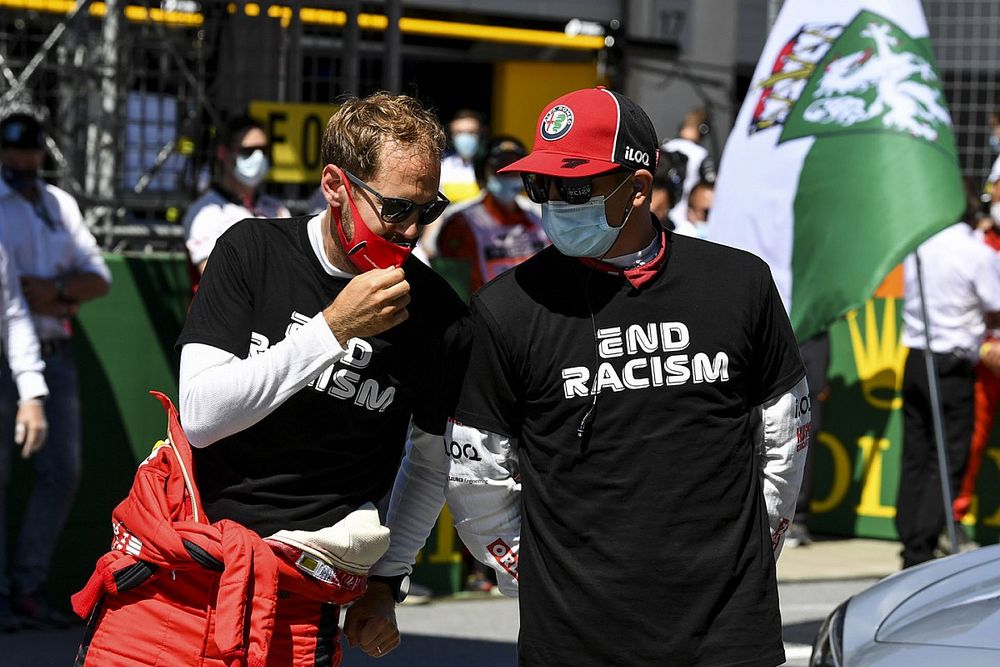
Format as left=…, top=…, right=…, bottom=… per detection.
left=321, top=92, right=447, bottom=181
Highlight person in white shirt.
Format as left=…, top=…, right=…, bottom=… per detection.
left=672, top=179, right=714, bottom=239
left=0, top=245, right=47, bottom=457
left=662, top=106, right=716, bottom=223
left=182, top=115, right=290, bottom=283
left=438, top=109, right=486, bottom=206
left=649, top=150, right=685, bottom=229
left=897, top=203, right=1000, bottom=568
left=0, top=239, right=49, bottom=633
left=0, top=112, right=110, bottom=629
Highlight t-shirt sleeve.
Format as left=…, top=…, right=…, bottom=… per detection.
left=749, top=263, right=805, bottom=406
left=411, top=307, right=473, bottom=436
left=452, top=295, right=522, bottom=438
left=176, top=227, right=256, bottom=358
left=409, top=265, right=473, bottom=435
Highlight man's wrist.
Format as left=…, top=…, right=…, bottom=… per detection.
left=368, top=574, right=409, bottom=603
left=324, top=307, right=353, bottom=344
left=54, top=276, right=78, bottom=318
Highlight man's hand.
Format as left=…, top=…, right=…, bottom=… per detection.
left=14, top=399, right=47, bottom=459
left=343, top=581, right=400, bottom=658
left=324, top=267, right=410, bottom=342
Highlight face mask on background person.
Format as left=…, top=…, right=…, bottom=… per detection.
left=990, top=134, right=1000, bottom=154
left=452, top=132, right=479, bottom=161
left=1, top=165, right=38, bottom=195
left=234, top=149, right=269, bottom=187
left=486, top=174, right=522, bottom=204
left=540, top=175, right=635, bottom=258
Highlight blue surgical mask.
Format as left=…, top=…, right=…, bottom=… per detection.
left=540, top=176, right=635, bottom=258
left=486, top=174, right=522, bottom=204
left=234, top=149, right=269, bottom=187
left=991, top=134, right=1000, bottom=154
left=452, top=132, right=479, bottom=160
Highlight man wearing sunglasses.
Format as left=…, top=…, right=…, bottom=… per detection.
left=182, top=115, right=290, bottom=288
left=87, top=93, right=470, bottom=666
left=382, top=87, right=811, bottom=665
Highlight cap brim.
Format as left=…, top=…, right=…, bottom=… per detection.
left=497, top=151, right=620, bottom=177
left=487, top=151, right=526, bottom=170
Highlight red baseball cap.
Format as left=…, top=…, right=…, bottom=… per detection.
left=499, top=87, right=659, bottom=178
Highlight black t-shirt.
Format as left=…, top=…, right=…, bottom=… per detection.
left=177, top=216, right=469, bottom=537
left=455, top=233, right=804, bottom=666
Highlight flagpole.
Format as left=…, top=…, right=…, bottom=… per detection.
left=914, top=251, right=959, bottom=556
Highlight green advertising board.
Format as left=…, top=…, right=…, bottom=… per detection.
left=809, top=295, right=1000, bottom=545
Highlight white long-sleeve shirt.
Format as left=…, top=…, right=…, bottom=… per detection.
left=179, top=214, right=347, bottom=447
left=0, top=243, right=47, bottom=400
left=0, top=178, right=111, bottom=342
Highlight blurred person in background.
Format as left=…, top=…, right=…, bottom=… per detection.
left=672, top=179, right=714, bottom=239
left=662, top=106, right=716, bottom=222
left=0, top=111, right=110, bottom=629
left=986, top=110, right=1000, bottom=186
left=436, top=135, right=546, bottom=294
left=0, top=240, right=48, bottom=632
left=416, top=110, right=488, bottom=263
left=649, top=150, right=686, bottom=231
left=896, top=184, right=1000, bottom=568
left=952, top=175, right=1000, bottom=537
left=182, top=114, right=290, bottom=287
left=439, top=109, right=486, bottom=205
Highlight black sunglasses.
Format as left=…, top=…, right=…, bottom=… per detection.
left=236, top=144, right=269, bottom=158
left=343, top=169, right=450, bottom=225
left=521, top=170, right=629, bottom=205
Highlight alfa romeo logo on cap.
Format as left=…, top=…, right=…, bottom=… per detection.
left=540, top=105, right=574, bottom=141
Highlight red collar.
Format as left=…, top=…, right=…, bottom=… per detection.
left=578, top=228, right=669, bottom=288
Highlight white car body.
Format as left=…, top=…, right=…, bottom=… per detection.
left=813, top=543, right=1000, bottom=665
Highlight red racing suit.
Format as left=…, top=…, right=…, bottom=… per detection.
left=72, top=392, right=367, bottom=667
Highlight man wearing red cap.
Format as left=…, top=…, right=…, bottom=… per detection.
left=380, top=88, right=811, bottom=665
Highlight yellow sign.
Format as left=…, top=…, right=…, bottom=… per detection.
left=248, top=101, right=338, bottom=184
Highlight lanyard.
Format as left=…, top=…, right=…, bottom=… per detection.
left=31, top=195, right=60, bottom=231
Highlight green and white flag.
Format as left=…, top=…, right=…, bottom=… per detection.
left=711, top=0, right=963, bottom=341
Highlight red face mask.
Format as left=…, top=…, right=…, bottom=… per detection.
left=330, top=169, right=414, bottom=271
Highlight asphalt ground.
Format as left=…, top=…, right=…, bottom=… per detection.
left=0, top=535, right=905, bottom=666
